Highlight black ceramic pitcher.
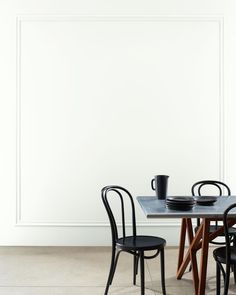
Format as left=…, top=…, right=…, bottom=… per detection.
left=151, top=175, right=169, bottom=199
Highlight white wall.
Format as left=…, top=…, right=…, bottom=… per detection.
left=1, top=0, right=236, bottom=245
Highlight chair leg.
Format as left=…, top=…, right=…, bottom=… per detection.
left=136, top=254, right=139, bottom=275
left=109, top=250, right=122, bottom=286
left=233, top=235, right=236, bottom=248
left=216, top=262, right=221, bottom=295
left=140, top=251, right=145, bottom=295
left=224, top=264, right=230, bottom=295
left=160, top=248, right=166, bottom=295
left=104, top=246, right=116, bottom=295
left=133, top=253, right=136, bottom=285
left=133, top=252, right=139, bottom=285
left=233, top=236, right=236, bottom=284
left=233, top=264, right=236, bottom=285
left=189, top=264, right=192, bottom=272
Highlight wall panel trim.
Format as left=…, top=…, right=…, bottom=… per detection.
left=16, top=15, right=224, bottom=227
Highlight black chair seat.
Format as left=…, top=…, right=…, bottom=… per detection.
left=213, top=246, right=236, bottom=264
left=117, top=235, right=166, bottom=251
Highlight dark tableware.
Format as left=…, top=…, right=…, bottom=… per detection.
left=166, top=203, right=194, bottom=211
left=151, top=175, right=169, bottom=199
left=196, top=196, right=217, bottom=206
left=167, top=196, right=195, bottom=204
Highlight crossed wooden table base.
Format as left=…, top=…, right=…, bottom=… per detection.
left=177, top=218, right=236, bottom=295
left=137, top=196, right=236, bottom=295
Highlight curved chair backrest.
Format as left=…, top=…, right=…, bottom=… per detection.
left=191, top=180, right=231, bottom=197
left=192, top=180, right=231, bottom=227
left=101, top=185, right=136, bottom=245
left=223, top=203, right=236, bottom=268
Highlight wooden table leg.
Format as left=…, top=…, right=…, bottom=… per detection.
left=198, top=219, right=210, bottom=295
left=186, top=218, right=199, bottom=293
left=186, top=218, right=194, bottom=244
left=177, top=218, right=236, bottom=295
left=177, top=218, right=187, bottom=270
left=177, top=218, right=194, bottom=272
left=177, top=222, right=203, bottom=280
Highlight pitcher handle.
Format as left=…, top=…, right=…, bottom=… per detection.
left=151, top=178, right=155, bottom=190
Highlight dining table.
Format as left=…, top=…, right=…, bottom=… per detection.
left=137, top=195, right=236, bottom=295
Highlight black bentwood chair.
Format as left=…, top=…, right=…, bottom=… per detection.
left=102, top=185, right=166, bottom=295
left=192, top=180, right=236, bottom=245
left=213, top=203, right=236, bottom=295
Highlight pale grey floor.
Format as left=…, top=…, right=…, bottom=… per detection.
left=0, top=246, right=236, bottom=294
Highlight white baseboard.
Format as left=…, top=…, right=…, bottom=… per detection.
left=0, top=225, right=182, bottom=246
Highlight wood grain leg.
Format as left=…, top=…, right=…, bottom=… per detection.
left=186, top=218, right=194, bottom=244
left=177, top=222, right=203, bottom=280
left=198, top=219, right=210, bottom=295
left=186, top=218, right=194, bottom=273
left=186, top=218, right=199, bottom=293
left=177, top=247, right=191, bottom=279
left=190, top=247, right=199, bottom=294
left=177, top=218, right=187, bottom=271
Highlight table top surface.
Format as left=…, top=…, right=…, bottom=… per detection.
left=137, top=196, right=236, bottom=218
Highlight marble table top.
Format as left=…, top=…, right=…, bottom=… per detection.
left=137, top=196, right=236, bottom=219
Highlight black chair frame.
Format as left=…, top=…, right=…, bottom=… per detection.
left=192, top=180, right=234, bottom=245
left=102, top=185, right=166, bottom=295
left=213, top=203, right=236, bottom=295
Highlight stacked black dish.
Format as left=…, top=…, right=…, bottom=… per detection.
left=166, top=196, right=195, bottom=211
left=195, top=196, right=217, bottom=206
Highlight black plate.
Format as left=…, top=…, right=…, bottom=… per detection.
left=167, top=197, right=195, bottom=202
left=196, top=196, right=217, bottom=205
left=166, top=204, right=194, bottom=211
left=166, top=197, right=195, bottom=205
left=166, top=199, right=195, bottom=205
left=166, top=203, right=194, bottom=208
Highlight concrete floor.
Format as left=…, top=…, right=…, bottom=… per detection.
left=0, top=246, right=235, bottom=294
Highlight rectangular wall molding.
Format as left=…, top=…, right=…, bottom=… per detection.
left=16, top=15, right=224, bottom=227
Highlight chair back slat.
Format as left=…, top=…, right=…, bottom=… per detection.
left=112, top=189, right=126, bottom=238
left=197, top=183, right=222, bottom=196
left=101, top=185, right=136, bottom=244
left=102, top=190, right=118, bottom=243
left=192, top=180, right=231, bottom=196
